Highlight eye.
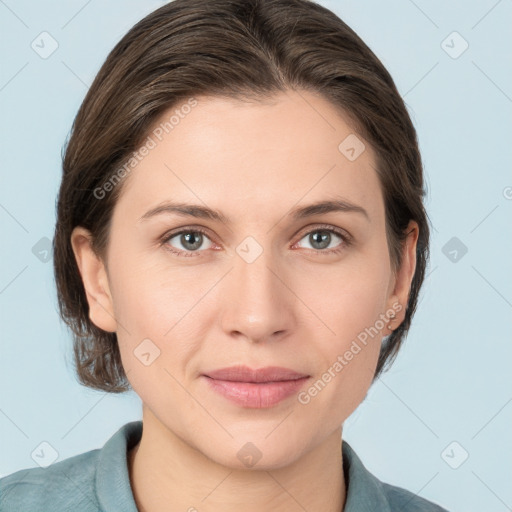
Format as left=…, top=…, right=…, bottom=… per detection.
left=162, top=228, right=214, bottom=257
left=293, top=226, right=351, bottom=255
left=160, top=224, right=351, bottom=258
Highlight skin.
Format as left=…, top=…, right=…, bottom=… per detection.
left=71, top=89, right=418, bottom=512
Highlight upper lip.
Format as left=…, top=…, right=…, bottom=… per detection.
left=203, top=365, right=309, bottom=383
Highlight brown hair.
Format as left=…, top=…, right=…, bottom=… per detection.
left=54, top=0, right=430, bottom=392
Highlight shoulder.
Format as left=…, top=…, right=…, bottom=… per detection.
left=0, top=448, right=101, bottom=511
left=381, top=481, right=449, bottom=511
left=0, top=421, right=142, bottom=512
left=342, top=441, right=450, bottom=511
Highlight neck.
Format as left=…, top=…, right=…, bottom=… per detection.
left=128, top=407, right=346, bottom=512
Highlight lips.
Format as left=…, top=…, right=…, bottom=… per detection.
left=202, top=365, right=310, bottom=408
left=203, top=365, right=309, bottom=383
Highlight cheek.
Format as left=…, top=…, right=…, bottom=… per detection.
left=108, top=245, right=212, bottom=336
left=107, top=254, right=217, bottom=385
left=293, top=253, right=389, bottom=415
left=293, top=248, right=391, bottom=342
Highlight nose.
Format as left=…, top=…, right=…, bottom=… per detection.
left=219, top=242, right=295, bottom=344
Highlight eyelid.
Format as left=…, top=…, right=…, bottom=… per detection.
left=293, top=223, right=352, bottom=244
left=159, top=225, right=217, bottom=252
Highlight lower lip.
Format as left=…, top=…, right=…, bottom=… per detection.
left=202, top=376, right=309, bottom=408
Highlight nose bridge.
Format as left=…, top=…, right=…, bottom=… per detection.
left=221, top=235, right=291, bottom=341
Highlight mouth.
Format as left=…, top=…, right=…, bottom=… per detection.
left=201, top=365, right=310, bottom=408
left=203, top=365, right=309, bottom=383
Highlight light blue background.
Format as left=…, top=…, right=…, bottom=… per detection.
left=1, top=1, right=511, bottom=510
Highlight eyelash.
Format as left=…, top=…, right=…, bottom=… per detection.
left=159, top=224, right=352, bottom=258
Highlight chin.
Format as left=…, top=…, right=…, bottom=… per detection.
left=198, top=433, right=307, bottom=471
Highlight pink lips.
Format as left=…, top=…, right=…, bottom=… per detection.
left=202, top=365, right=310, bottom=408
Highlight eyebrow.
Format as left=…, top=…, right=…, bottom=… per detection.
left=138, top=197, right=370, bottom=224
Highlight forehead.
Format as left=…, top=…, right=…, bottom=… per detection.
left=115, top=90, right=383, bottom=222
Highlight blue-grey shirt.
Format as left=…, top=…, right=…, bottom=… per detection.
left=0, top=420, right=449, bottom=511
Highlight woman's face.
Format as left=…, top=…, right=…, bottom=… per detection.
left=72, top=89, right=417, bottom=469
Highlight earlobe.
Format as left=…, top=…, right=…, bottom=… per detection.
left=386, top=220, right=419, bottom=332
left=70, top=227, right=117, bottom=333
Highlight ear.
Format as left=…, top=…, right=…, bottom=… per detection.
left=385, top=220, right=419, bottom=334
left=70, top=226, right=117, bottom=333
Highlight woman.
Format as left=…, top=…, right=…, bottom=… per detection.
left=0, top=0, right=449, bottom=510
